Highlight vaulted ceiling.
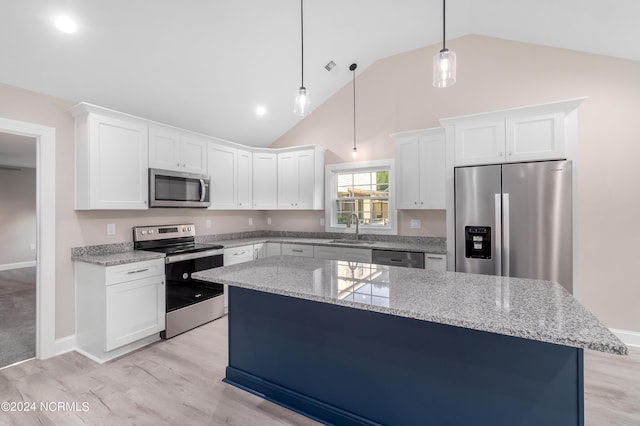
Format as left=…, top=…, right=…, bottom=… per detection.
left=1, top=0, right=638, bottom=147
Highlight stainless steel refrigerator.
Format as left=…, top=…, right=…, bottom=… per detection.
left=454, top=160, right=572, bottom=293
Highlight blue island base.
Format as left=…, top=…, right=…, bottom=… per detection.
left=224, top=286, right=584, bottom=426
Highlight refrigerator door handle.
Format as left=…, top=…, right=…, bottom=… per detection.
left=503, top=193, right=510, bottom=277
left=494, top=193, right=502, bottom=276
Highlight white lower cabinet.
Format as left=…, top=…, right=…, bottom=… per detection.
left=75, top=259, right=165, bottom=363
left=314, top=246, right=372, bottom=263
left=282, top=243, right=314, bottom=257
left=425, top=253, right=447, bottom=271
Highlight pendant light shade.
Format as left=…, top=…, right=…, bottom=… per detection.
left=350, top=63, right=358, bottom=159
left=294, top=86, right=310, bottom=116
left=433, top=0, right=456, bottom=88
left=294, top=0, right=311, bottom=116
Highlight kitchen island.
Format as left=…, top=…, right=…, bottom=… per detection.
left=194, top=257, right=626, bottom=426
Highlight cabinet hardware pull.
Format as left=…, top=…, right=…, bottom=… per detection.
left=427, top=257, right=442, bottom=260
left=292, top=249, right=304, bottom=253
left=233, top=251, right=249, bottom=256
left=127, top=268, right=149, bottom=274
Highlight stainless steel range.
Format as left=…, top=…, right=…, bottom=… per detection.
left=133, top=224, right=224, bottom=339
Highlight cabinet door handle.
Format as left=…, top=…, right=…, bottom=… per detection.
left=233, top=251, right=249, bottom=256
left=127, top=268, right=149, bottom=275
left=427, top=256, right=442, bottom=260
left=292, top=249, right=304, bottom=253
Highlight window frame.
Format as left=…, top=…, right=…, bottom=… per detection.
left=324, top=159, right=397, bottom=235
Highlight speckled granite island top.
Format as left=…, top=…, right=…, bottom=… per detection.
left=193, top=256, right=627, bottom=355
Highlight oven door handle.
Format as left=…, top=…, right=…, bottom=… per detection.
left=165, top=248, right=223, bottom=264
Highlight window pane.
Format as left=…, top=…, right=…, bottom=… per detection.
left=353, top=173, right=371, bottom=186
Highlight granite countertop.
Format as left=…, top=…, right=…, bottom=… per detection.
left=211, top=236, right=447, bottom=254
left=193, top=256, right=627, bottom=355
left=71, top=250, right=165, bottom=266
left=71, top=235, right=446, bottom=266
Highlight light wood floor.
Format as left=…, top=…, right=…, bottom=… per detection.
left=0, top=315, right=638, bottom=425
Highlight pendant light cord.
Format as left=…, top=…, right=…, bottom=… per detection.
left=442, top=0, right=446, bottom=50
left=350, top=63, right=358, bottom=151
left=300, top=0, right=304, bottom=87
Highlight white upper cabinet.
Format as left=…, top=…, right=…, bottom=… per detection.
left=453, top=118, right=506, bottom=166
left=442, top=98, right=584, bottom=167
left=277, top=146, right=324, bottom=210
left=236, top=148, right=253, bottom=209
left=506, top=112, right=564, bottom=162
left=149, top=126, right=207, bottom=174
left=393, top=128, right=446, bottom=210
left=70, top=104, right=149, bottom=210
left=252, top=151, right=278, bottom=209
left=208, top=141, right=253, bottom=210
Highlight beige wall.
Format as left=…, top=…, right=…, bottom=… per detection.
left=0, top=167, right=36, bottom=265
left=271, top=35, right=640, bottom=333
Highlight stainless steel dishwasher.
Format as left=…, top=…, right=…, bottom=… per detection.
left=371, top=249, right=425, bottom=269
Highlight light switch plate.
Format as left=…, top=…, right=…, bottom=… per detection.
left=320, top=218, right=325, bottom=226
left=410, top=219, right=421, bottom=229
left=206, top=219, right=212, bottom=228
left=248, top=217, right=253, bottom=226
left=267, top=217, right=272, bottom=225
left=107, top=223, right=116, bottom=235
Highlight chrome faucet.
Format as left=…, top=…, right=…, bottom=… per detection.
left=346, top=213, right=360, bottom=240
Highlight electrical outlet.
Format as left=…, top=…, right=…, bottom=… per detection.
left=410, top=219, right=421, bottom=229
left=206, top=219, right=212, bottom=228
left=248, top=217, right=253, bottom=226
left=267, top=217, right=272, bottom=225
left=107, top=223, right=116, bottom=235
left=320, top=218, right=325, bottom=226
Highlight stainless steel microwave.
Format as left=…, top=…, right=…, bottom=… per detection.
left=149, top=168, right=210, bottom=208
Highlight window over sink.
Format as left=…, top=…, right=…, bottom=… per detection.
left=325, top=160, right=397, bottom=235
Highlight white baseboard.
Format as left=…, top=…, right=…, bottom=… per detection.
left=53, top=334, right=77, bottom=356
left=0, top=261, right=36, bottom=271
left=610, top=328, right=640, bottom=348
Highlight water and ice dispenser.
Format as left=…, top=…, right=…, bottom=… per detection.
left=464, top=226, right=491, bottom=259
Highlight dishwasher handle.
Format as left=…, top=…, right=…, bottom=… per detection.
left=371, top=249, right=425, bottom=269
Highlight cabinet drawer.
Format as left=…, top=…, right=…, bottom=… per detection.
left=314, top=246, right=372, bottom=263
left=425, top=253, right=447, bottom=271
left=282, top=243, right=314, bottom=257
left=105, top=259, right=165, bottom=285
left=224, top=245, right=254, bottom=265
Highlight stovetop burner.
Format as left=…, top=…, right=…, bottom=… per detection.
left=143, top=242, right=224, bottom=255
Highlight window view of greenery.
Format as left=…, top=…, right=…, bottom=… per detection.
left=336, top=170, right=389, bottom=226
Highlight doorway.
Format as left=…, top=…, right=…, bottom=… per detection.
left=0, top=133, right=37, bottom=367
left=0, top=117, right=55, bottom=362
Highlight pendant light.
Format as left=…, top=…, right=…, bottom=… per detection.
left=294, top=0, right=310, bottom=116
left=350, top=63, right=358, bottom=159
left=433, top=0, right=456, bottom=88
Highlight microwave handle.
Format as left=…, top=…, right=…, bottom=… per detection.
left=199, top=179, right=207, bottom=202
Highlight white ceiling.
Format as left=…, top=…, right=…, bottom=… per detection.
left=0, top=0, right=638, bottom=148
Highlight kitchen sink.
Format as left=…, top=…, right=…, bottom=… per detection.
left=329, top=239, right=375, bottom=245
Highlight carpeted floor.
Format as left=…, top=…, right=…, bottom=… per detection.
left=0, top=266, right=36, bottom=368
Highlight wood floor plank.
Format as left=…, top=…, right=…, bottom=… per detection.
left=0, top=314, right=638, bottom=425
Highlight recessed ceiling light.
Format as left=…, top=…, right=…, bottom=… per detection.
left=55, top=16, right=77, bottom=34
left=256, top=106, right=267, bottom=116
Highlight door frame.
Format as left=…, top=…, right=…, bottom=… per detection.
left=0, top=117, right=56, bottom=359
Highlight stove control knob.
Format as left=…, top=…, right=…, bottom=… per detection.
left=141, top=230, right=147, bottom=235
left=149, top=230, right=154, bottom=234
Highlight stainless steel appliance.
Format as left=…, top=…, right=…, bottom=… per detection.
left=372, top=249, right=425, bottom=269
left=455, top=160, right=572, bottom=293
left=149, top=168, right=210, bottom=208
left=133, top=224, right=224, bottom=338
